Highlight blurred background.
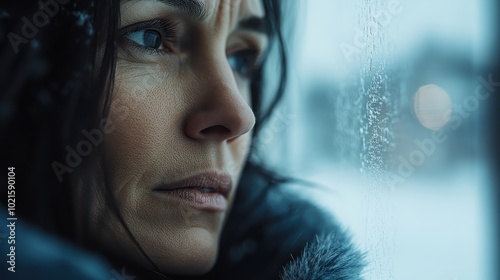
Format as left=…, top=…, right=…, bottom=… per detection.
left=253, top=0, right=499, bottom=279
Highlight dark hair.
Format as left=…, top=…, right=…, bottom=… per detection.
left=0, top=0, right=295, bottom=276
left=0, top=0, right=112, bottom=237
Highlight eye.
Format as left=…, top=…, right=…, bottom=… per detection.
left=119, top=19, right=178, bottom=54
left=228, top=50, right=259, bottom=78
left=125, top=29, right=163, bottom=50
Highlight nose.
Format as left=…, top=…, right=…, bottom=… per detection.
left=184, top=60, right=255, bottom=142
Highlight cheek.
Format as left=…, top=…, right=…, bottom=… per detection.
left=104, top=67, right=184, bottom=185
left=231, top=133, right=252, bottom=160
left=236, top=78, right=252, bottom=105
left=228, top=133, right=252, bottom=182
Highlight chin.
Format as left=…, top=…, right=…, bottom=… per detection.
left=153, top=227, right=220, bottom=276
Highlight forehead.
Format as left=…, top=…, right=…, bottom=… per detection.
left=121, top=0, right=265, bottom=21
left=205, top=0, right=264, bottom=18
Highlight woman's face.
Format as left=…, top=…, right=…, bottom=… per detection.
left=83, top=0, right=268, bottom=275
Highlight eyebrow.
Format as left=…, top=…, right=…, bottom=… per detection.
left=238, top=16, right=270, bottom=36
left=123, top=0, right=207, bottom=21
left=122, top=0, right=269, bottom=36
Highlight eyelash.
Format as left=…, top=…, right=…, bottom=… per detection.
left=119, top=19, right=179, bottom=55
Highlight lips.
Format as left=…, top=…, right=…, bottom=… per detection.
left=153, top=172, right=232, bottom=211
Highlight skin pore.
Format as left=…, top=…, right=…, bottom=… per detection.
left=77, top=0, right=269, bottom=276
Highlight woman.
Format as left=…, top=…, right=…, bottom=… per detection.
left=0, top=0, right=364, bottom=279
